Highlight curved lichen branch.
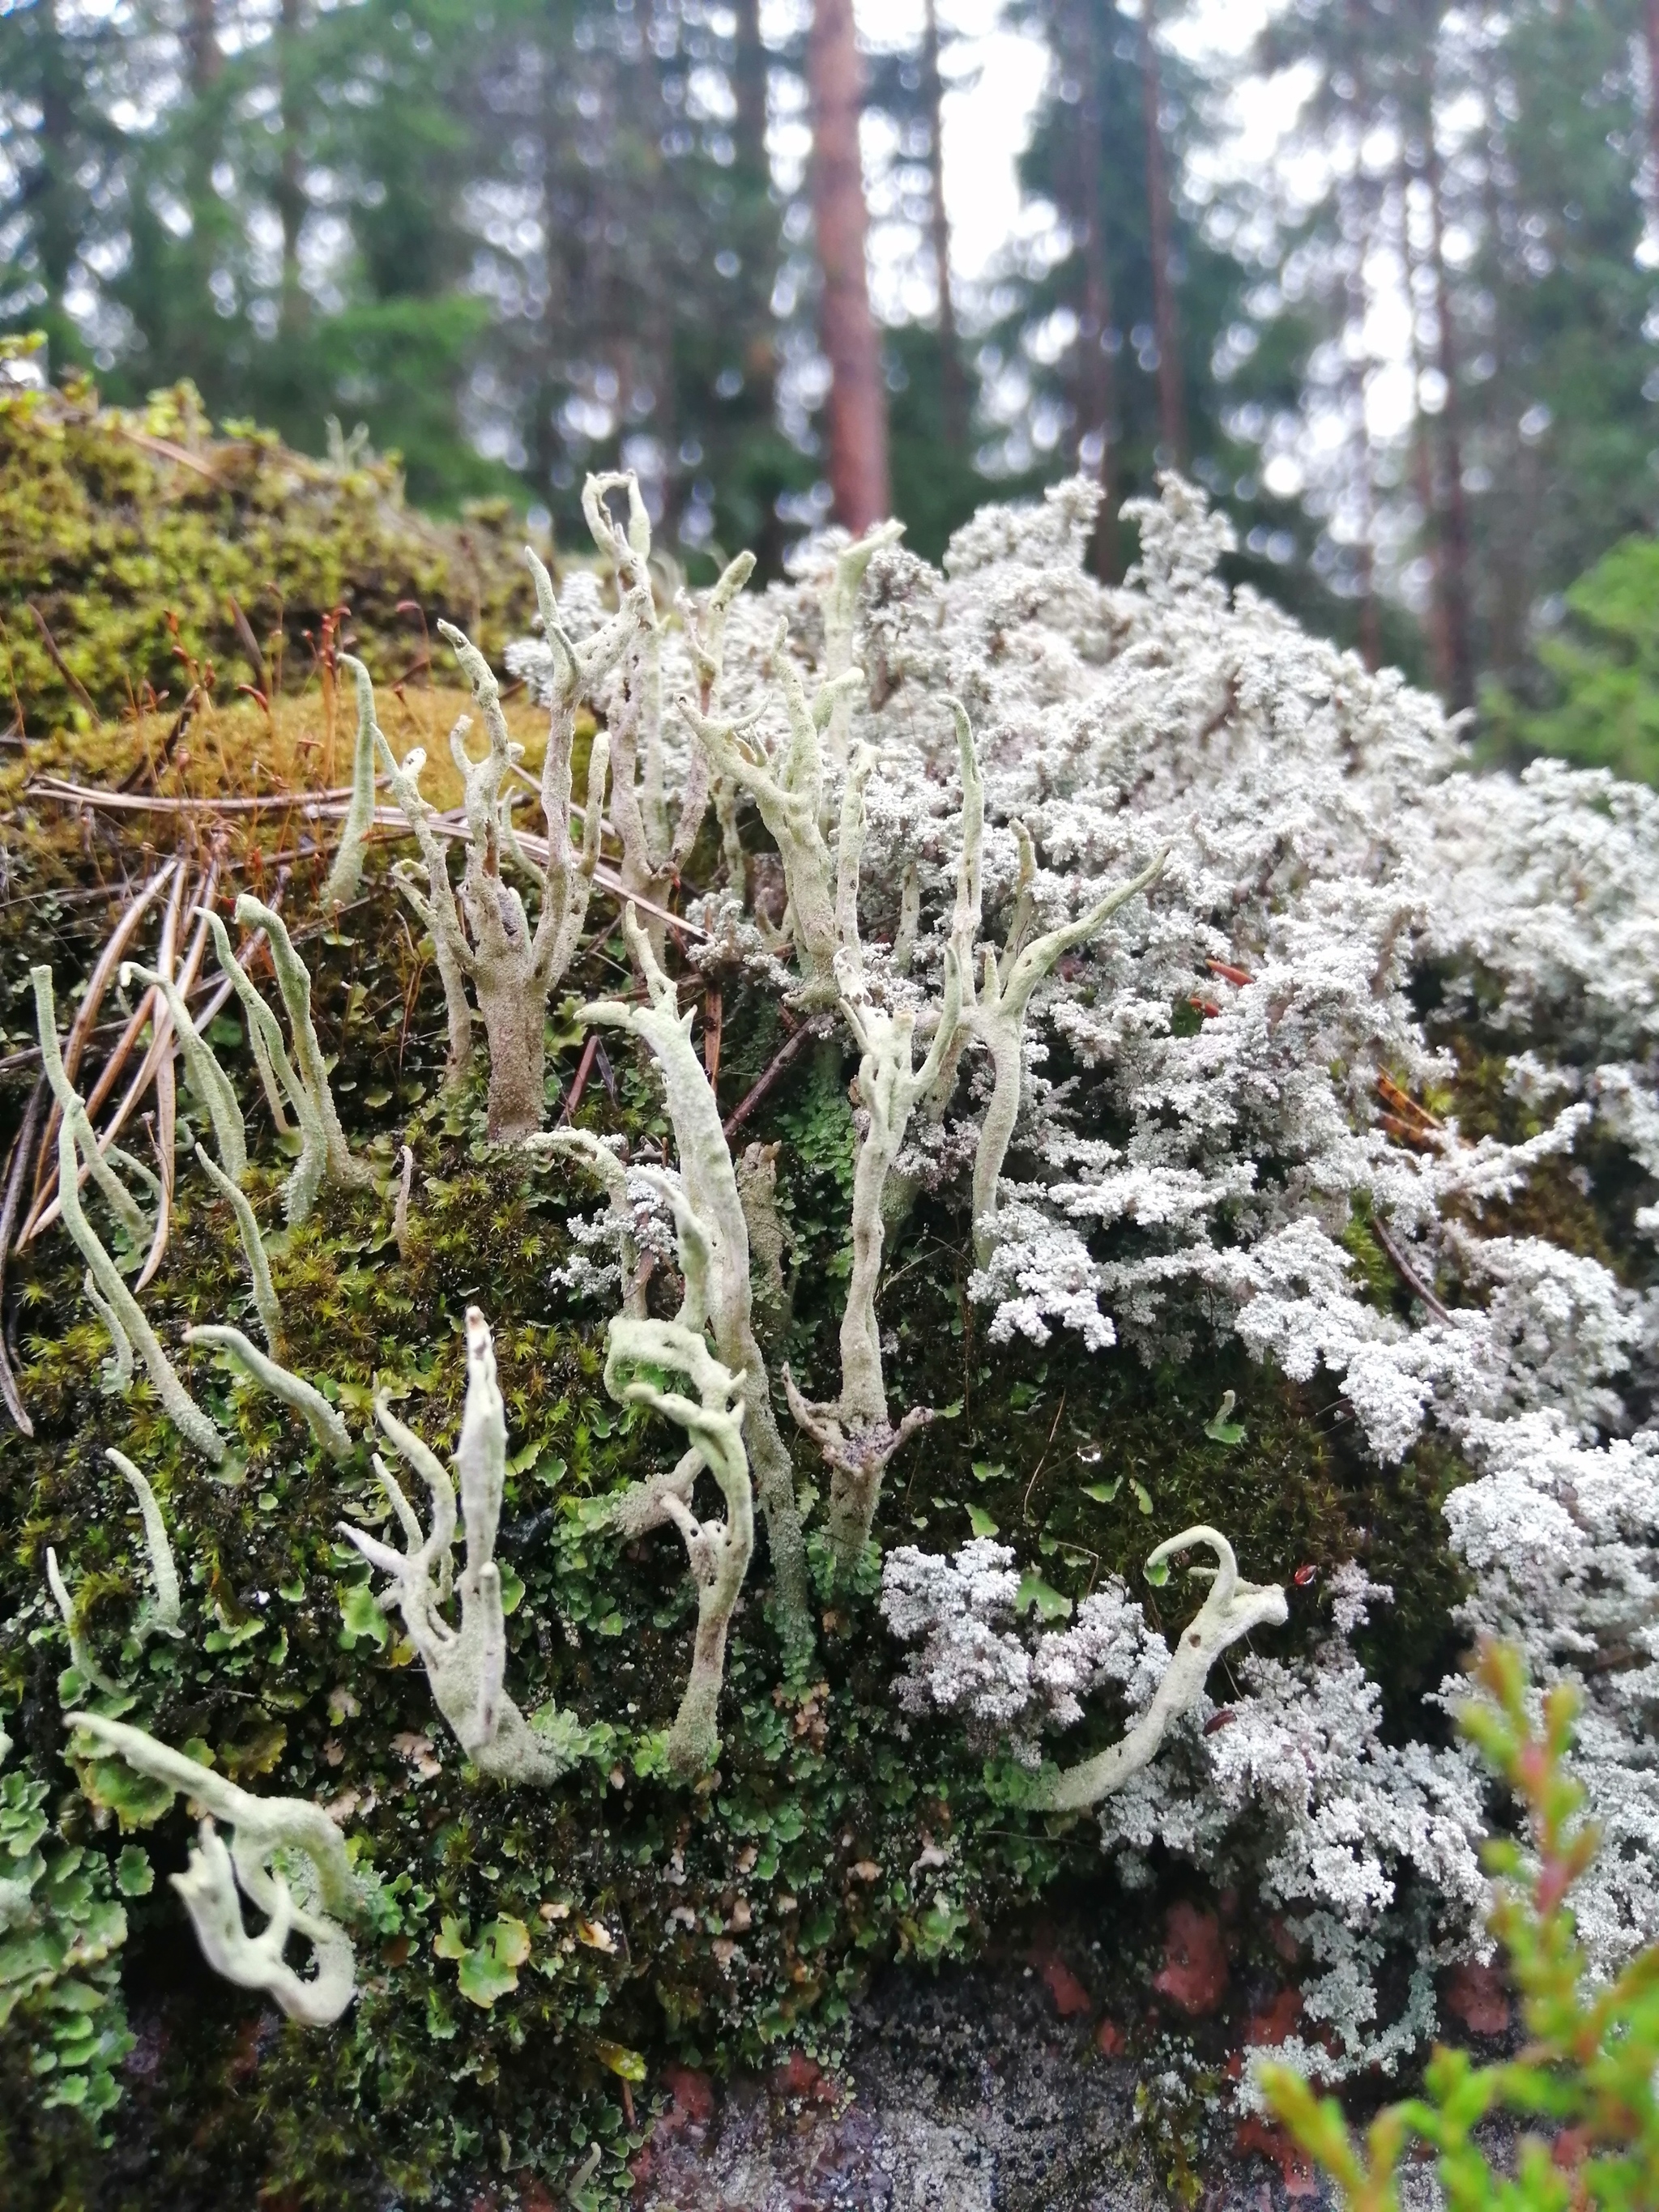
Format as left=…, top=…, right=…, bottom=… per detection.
left=1030, top=1528, right=1288, bottom=1813
left=821, top=518, right=904, bottom=766
left=338, top=1309, right=570, bottom=1784
left=574, top=470, right=716, bottom=913
left=900, top=697, right=988, bottom=1128
left=376, top=734, right=476, bottom=1087
left=184, top=1323, right=353, bottom=1461
left=602, top=1178, right=753, bottom=1775
left=119, top=957, right=247, bottom=1183
left=52, top=1118, right=227, bottom=1468
left=678, top=646, right=863, bottom=1005
left=581, top=904, right=812, bottom=1664
left=239, top=893, right=370, bottom=1188
left=107, top=1448, right=181, bottom=1646
left=45, top=1546, right=122, bottom=1698
left=45, top=1451, right=180, bottom=1698
left=194, top=1145, right=283, bottom=1351
left=416, top=614, right=616, bottom=1140
left=82, top=1267, right=133, bottom=1389
left=784, top=742, right=963, bottom=1568
left=31, top=965, right=148, bottom=1247
left=682, top=551, right=757, bottom=708
left=65, top=1712, right=359, bottom=2026
left=324, top=654, right=381, bottom=908
left=206, top=901, right=368, bottom=1225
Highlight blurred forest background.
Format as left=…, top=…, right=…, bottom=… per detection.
left=7, top=0, right=1659, bottom=770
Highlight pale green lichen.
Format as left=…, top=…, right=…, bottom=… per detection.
left=387, top=571, right=615, bottom=1140
left=322, top=654, right=381, bottom=909
left=784, top=744, right=964, bottom=1569
left=49, top=1116, right=227, bottom=1468
left=601, top=1174, right=753, bottom=1775
left=65, top=1714, right=359, bottom=2027
left=194, top=1144, right=283, bottom=1351
left=183, top=1324, right=353, bottom=1462
left=680, top=652, right=864, bottom=1006
left=1030, top=1528, right=1289, bottom=1813
left=45, top=1452, right=180, bottom=1701
left=204, top=898, right=369, bottom=1225
left=338, top=1308, right=572, bottom=1784
left=30, top=966, right=149, bottom=1247
left=579, top=906, right=812, bottom=1664
left=120, top=955, right=248, bottom=1183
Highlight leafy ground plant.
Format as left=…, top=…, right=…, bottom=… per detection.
left=1261, top=1641, right=1659, bottom=2210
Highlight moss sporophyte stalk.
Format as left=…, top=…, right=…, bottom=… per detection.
left=5, top=435, right=1659, bottom=2203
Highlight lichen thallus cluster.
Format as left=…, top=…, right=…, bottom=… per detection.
left=18, top=471, right=1277, bottom=2033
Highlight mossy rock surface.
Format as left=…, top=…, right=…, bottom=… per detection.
left=0, top=416, right=1521, bottom=2208
left=0, top=361, right=535, bottom=743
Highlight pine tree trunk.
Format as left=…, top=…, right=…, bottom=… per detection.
left=1073, top=2, right=1120, bottom=581
left=734, top=0, right=768, bottom=176
left=33, top=8, right=79, bottom=364
left=275, top=0, right=308, bottom=337
left=808, top=0, right=889, bottom=530
left=921, top=0, right=966, bottom=449
left=1337, top=87, right=1379, bottom=670
left=1137, top=0, right=1187, bottom=467
left=1397, top=156, right=1452, bottom=700
left=1415, top=18, right=1474, bottom=711
left=187, top=0, right=221, bottom=89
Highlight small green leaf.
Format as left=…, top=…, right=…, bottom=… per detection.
left=115, top=1845, right=154, bottom=1897
left=73, top=1756, right=174, bottom=1832
left=594, top=2038, right=646, bottom=2083
left=1081, top=1479, right=1122, bottom=1504
left=433, top=1916, right=471, bottom=1961
left=339, top=1581, right=390, bottom=1650
left=595, top=1609, right=625, bottom=1637
left=966, top=1503, right=999, bottom=1537
left=1204, top=1389, right=1247, bottom=1446
left=364, top=1086, right=393, bottom=1110
left=970, top=1460, right=1008, bottom=1485
left=456, top=1916, right=531, bottom=2008
left=1144, top=1556, right=1171, bottom=1588
left=1015, top=1571, right=1072, bottom=1622
left=1131, top=1479, right=1154, bottom=1515
left=498, top=1562, right=525, bottom=1617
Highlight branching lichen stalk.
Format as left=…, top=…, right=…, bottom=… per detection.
left=1030, top=1529, right=1288, bottom=1812
left=204, top=903, right=368, bottom=1224
left=119, top=957, right=247, bottom=1183
left=82, top=1266, right=134, bottom=1388
left=107, top=1448, right=181, bottom=1645
left=65, top=1713, right=359, bottom=2025
left=384, top=577, right=616, bottom=1140
left=31, top=966, right=148, bottom=1247
left=785, top=745, right=963, bottom=1566
left=820, top=519, right=904, bottom=769
left=339, top=1308, right=572, bottom=1784
left=580, top=906, right=813, bottom=1662
left=680, top=650, right=863, bottom=1005
left=602, top=1174, right=753, bottom=1774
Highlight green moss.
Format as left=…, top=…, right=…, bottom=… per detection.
left=0, top=353, right=536, bottom=739
left=0, top=448, right=1482, bottom=2196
